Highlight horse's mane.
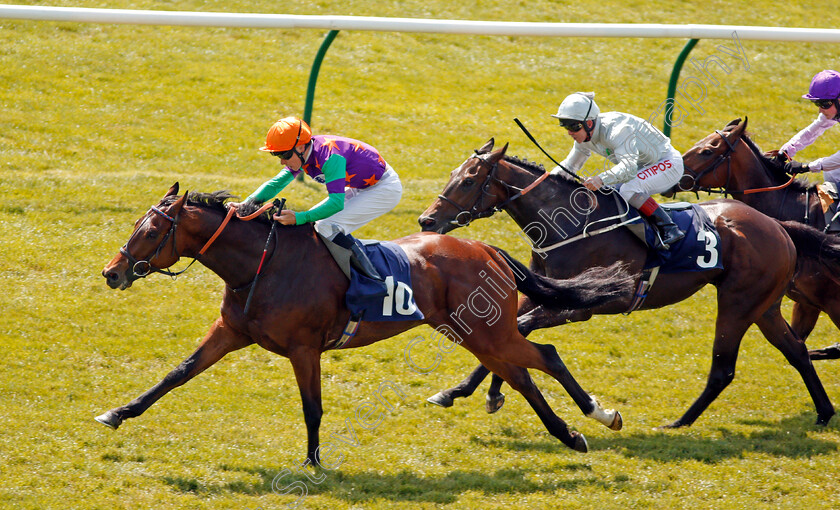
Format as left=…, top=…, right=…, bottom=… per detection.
left=161, top=190, right=274, bottom=224
left=503, top=154, right=582, bottom=187
left=736, top=129, right=815, bottom=194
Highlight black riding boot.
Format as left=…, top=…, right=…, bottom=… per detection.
left=648, top=207, right=685, bottom=250
left=332, top=232, right=384, bottom=281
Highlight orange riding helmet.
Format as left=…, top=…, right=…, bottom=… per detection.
left=259, top=117, right=312, bottom=152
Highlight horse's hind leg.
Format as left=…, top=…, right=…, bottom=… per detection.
left=479, top=357, right=588, bottom=452
left=427, top=364, right=491, bottom=407
left=95, top=318, right=252, bottom=429
left=475, top=334, right=622, bottom=431
left=484, top=302, right=592, bottom=414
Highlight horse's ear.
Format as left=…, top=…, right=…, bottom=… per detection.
left=725, top=118, right=742, bottom=128
left=732, top=117, right=748, bottom=137
left=170, top=190, right=189, bottom=216
left=498, top=142, right=509, bottom=157
left=165, top=182, right=180, bottom=198
left=478, top=138, right=495, bottom=154
left=742, top=116, right=749, bottom=130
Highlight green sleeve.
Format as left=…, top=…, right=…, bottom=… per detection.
left=247, top=169, right=294, bottom=203
left=294, top=154, right=347, bottom=225
left=295, top=192, right=345, bottom=224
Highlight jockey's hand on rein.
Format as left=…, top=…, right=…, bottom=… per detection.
left=770, top=151, right=788, bottom=166
left=784, top=160, right=810, bottom=175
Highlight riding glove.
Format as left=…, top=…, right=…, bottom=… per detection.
left=784, top=161, right=810, bottom=174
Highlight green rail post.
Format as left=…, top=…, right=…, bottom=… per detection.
left=294, top=30, right=339, bottom=181
left=664, top=38, right=699, bottom=138
left=303, top=29, right=340, bottom=127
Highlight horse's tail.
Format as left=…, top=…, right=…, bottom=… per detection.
left=492, top=247, right=633, bottom=310
left=777, top=220, right=840, bottom=286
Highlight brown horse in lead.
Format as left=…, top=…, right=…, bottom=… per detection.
left=97, top=183, right=635, bottom=463
left=674, top=117, right=840, bottom=357
left=418, top=139, right=837, bottom=428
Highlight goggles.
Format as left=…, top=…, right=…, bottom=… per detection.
left=559, top=119, right=585, bottom=132
left=270, top=149, right=296, bottom=160
left=813, top=98, right=836, bottom=110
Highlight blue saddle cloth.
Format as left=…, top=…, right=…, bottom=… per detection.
left=632, top=203, right=724, bottom=274
left=345, top=241, right=425, bottom=322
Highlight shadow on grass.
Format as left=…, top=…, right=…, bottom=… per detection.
left=160, top=412, right=838, bottom=502
left=589, top=410, right=839, bottom=462
left=163, top=464, right=613, bottom=504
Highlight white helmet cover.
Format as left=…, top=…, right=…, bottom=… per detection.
left=551, top=92, right=600, bottom=121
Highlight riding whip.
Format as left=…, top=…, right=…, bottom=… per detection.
left=243, top=198, right=285, bottom=315
left=513, top=117, right=583, bottom=183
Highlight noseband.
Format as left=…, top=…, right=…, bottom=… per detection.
left=119, top=199, right=264, bottom=281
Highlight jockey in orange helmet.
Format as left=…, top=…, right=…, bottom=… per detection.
left=243, top=116, right=403, bottom=280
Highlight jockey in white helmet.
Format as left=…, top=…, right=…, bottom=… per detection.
left=551, top=92, right=685, bottom=250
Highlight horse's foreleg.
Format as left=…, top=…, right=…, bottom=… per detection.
left=95, top=318, right=252, bottom=429
left=662, top=316, right=750, bottom=429
left=479, top=357, right=588, bottom=452
left=289, top=347, right=323, bottom=467
left=806, top=301, right=840, bottom=360
left=756, top=308, right=835, bottom=425
left=486, top=374, right=505, bottom=414
left=427, top=364, right=490, bottom=407
left=791, top=302, right=820, bottom=342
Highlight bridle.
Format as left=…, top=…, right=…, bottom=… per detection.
left=681, top=129, right=794, bottom=196
left=120, top=205, right=188, bottom=280
left=436, top=153, right=549, bottom=227
left=119, top=199, right=274, bottom=281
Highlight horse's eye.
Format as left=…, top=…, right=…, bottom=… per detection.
left=701, top=148, right=714, bottom=156
left=145, top=229, right=159, bottom=240
left=462, top=178, right=475, bottom=188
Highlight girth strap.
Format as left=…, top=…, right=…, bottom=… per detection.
left=623, top=266, right=660, bottom=314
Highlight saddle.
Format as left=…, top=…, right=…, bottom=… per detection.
left=319, top=234, right=423, bottom=321
left=622, top=202, right=723, bottom=314
left=818, top=182, right=840, bottom=234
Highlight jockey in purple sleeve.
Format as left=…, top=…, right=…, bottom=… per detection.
left=778, top=70, right=840, bottom=183
left=242, top=116, right=403, bottom=280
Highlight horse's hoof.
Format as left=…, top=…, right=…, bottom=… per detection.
left=571, top=432, right=588, bottom=453
left=609, top=410, right=623, bottom=431
left=427, top=392, right=454, bottom=408
left=485, top=393, right=505, bottom=414
left=655, top=421, right=683, bottom=430
left=809, top=343, right=840, bottom=360
left=95, top=410, right=123, bottom=430
left=816, top=412, right=835, bottom=426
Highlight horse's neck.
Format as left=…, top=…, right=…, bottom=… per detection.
left=733, top=152, right=820, bottom=224
left=502, top=171, right=620, bottom=247
left=185, top=209, right=319, bottom=288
